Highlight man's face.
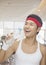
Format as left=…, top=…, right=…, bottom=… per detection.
left=24, top=20, right=40, bottom=38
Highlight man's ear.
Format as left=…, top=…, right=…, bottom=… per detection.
left=37, top=27, right=41, bottom=32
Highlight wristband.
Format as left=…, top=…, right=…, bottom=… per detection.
left=2, top=38, right=16, bottom=51
left=2, top=42, right=9, bottom=51
left=6, top=38, right=15, bottom=46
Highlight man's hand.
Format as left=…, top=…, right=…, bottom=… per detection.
left=6, top=32, right=14, bottom=40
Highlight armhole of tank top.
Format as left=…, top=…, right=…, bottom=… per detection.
left=38, top=42, right=42, bottom=53
left=38, top=42, right=42, bottom=52
left=40, top=44, right=43, bottom=55
left=38, top=42, right=40, bottom=49
left=38, top=42, right=43, bottom=57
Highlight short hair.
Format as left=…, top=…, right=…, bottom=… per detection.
left=26, top=14, right=43, bottom=27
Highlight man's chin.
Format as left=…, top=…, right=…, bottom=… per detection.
left=25, top=34, right=34, bottom=38
left=25, top=35, right=31, bottom=38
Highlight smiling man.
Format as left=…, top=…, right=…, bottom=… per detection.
left=0, top=14, right=45, bottom=65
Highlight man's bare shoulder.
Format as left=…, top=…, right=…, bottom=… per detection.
left=40, top=43, right=46, bottom=55
left=13, top=39, right=20, bottom=51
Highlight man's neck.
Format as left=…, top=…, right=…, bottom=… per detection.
left=24, top=36, right=37, bottom=46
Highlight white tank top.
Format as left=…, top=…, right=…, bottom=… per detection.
left=14, top=40, right=42, bottom=65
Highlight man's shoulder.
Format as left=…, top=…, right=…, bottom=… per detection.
left=40, top=43, right=45, bottom=55
left=40, top=43, right=45, bottom=50
left=14, top=39, right=20, bottom=46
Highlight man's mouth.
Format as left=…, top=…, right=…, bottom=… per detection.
left=25, top=30, right=30, bottom=33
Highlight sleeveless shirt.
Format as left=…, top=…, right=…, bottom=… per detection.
left=14, top=40, right=42, bottom=65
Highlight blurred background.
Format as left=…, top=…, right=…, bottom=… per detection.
left=0, top=0, right=46, bottom=44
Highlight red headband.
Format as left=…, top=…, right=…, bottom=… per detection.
left=26, top=17, right=42, bottom=27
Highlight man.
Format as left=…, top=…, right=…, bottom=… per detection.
left=0, top=14, right=45, bottom=65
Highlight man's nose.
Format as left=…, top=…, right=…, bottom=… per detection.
left=26, top=25, right=30, bottom=28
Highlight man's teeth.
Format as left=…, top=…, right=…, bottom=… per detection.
left=26, top=30, right=30, bottom=32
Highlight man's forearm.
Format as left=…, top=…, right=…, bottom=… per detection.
left=0, top=50, right=5, bottom=63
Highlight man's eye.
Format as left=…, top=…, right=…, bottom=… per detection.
left=30, top=23, right=33, bottom=26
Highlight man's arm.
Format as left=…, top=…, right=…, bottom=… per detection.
left=0, top=40, right=19, bottom=63
left=40, top=44, right=46, bottom=65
